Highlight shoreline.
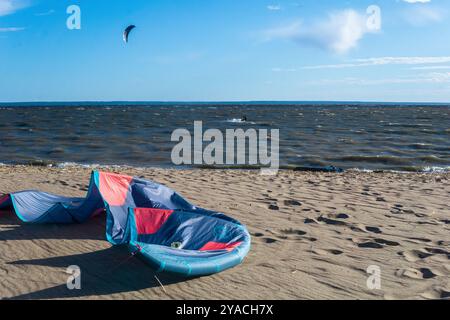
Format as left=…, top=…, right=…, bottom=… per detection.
left=1, top=162, right=449, bottom=174
left=0, top=166, right=449, bottom=299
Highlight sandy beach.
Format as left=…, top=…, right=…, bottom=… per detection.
left=0, top=166, right=449, bottom=300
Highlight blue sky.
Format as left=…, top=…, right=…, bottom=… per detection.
left=1, top=0, right=450, bottom=102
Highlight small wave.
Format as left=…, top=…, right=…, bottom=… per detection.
left=421, top=166, right=450, bottom=173
left=0, top=161, right=146, bottom=170
left=408, top=143, right=432, bottom=150
left=55, top=162, right=101, bottom=169
left=348, top=168, right=374, bottom=173
left=418, top=155, right=449, bottom=164
left=387, top=123, right=432, bottom=128
left=398, top=165, right=450, bottom=173
left=53, top=162, right=151, bottom=170
left=336, top=155, right=411, bottom=166
left=349, top=166, right=450, bottom=173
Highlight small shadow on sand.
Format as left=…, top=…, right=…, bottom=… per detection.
left=0, top=209, right=189, bottom=299
left=0, top=209, right=106, bottom=241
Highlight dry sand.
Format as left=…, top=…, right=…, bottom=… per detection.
left=0, top=166, right=449, bottom=300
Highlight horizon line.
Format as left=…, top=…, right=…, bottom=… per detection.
left=1, top=100, right=449, bottom=105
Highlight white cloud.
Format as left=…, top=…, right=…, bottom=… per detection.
left=267, top=5, right=281, bottom=11
left=35, top=9, right=55, bottom=16
left=0, top=0, right=28, bottom=16
left=264, top=9, right=377, bottom=54
left=272, top=67, right=297, bottom=72
left=306, top=72, right=450, bottom=86
left=403, top=4, right=444, bottom=26
left=402, top=0, right=431, bottom=3
left=302, top=56, right=450, bottom=69
left=411, top=65, right=450, bottom=70
left=0, top=26, right=25, bottom=32
left=425, top=72, right=450, bottom=82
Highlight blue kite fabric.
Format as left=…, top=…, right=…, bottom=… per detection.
left=0, top=171, right=251, bottom=277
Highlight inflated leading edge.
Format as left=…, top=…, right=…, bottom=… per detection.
left=0, top=171, right=251, bottom=276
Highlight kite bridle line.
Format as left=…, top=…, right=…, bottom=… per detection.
left=105, top=245, right=142, bottom=274
left=104, top=244, right=167, bottom=295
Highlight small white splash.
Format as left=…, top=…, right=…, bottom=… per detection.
left=56, top=162, right=101, bottom=169
left=348, top=168, right=374, bottom=173
left=226, top=118, right=256, bottom=124
left=421, top=166, right=450, bottom=173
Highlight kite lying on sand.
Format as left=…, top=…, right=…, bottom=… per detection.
left=0, top=171, right=251, bottom=276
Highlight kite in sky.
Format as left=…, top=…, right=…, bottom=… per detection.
left=123, top=25, right=136, bottom=43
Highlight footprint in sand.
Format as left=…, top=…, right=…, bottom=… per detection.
left=281, top=228, right=307, bottom=236
left=398, top=250, right=433, bottom=262
left=283, top=200, right=302, bottom=206
left=257, top=262, right=277, bottom=270
left=406, top=237, right=432, bottom=244
left=390, top=208, right=403, bottom=215
left=252, top=232, right=264, bottom=238
left=425, top=247, right=448, bottom=254
left=268, top=204, right=279, bottom=211
left=306, top=213, right=388, bottom=243
left=278, top=228, right=316, bottom=242
left=421, top=287, right=450, bottom=300
left=358, top=242, right=384, bottom=249
left=398, top=248, right=450, bottom=267
left=304, top=218, right=320, bottom=224
left=424, top=247, right=450, bottom=260
left=373, top=238, right=400, bottom=246
left=327, top=213, right=350, bottom=219
left=252, top=232, right=288, bottom=245
left=354, top=237, right=400, bottom=249
left=311, top=248, right=344, bottom=256
left=365, top=226, right=382, bottom=234
left=390, top=206, right=417, bottom=216
left=351, top=224, right=382, bottom=234
left=316, top=216, right=347, bottom=226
